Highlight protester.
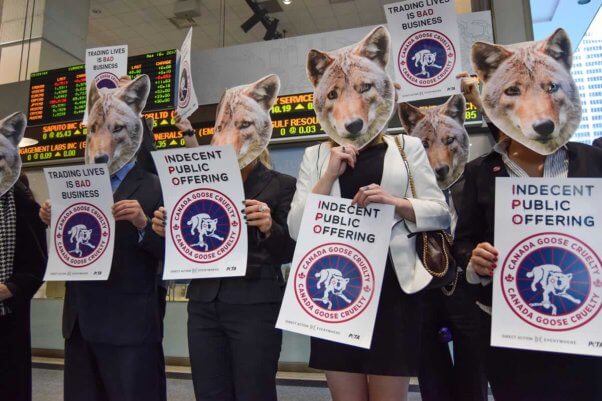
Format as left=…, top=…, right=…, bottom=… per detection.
left=287, top=26, right=450, bottom=401
left=402, top=75, right=488, bottom=401
left=453, top=29, right=602, bottom=401
left=152, top=75, right=296, bottom=401
left=39, top=77, right=166, bottom=401
left=0, top=112, right=47, bottom=401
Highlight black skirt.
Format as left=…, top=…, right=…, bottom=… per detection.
left=309, top=256, right=424, bottom=376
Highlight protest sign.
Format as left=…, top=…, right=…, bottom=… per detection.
left=152, top=146, right=247, bottom=279
left=277, top=194, right=394, bottom=348
left=384, top=0, right=462, bottom=102
left=84, top=45, right=128, bottom=123
left=492, top=177, right=602, bottom=356
left=44, top=164, right=114, bottom=281
left=176, top=28, right=199, bottom=119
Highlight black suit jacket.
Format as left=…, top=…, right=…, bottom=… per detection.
left=3, top=181, right=47, bottom=313
left=187, top=163, right=296, bottom=304
left=453, top=142, right=602, bottom=307
left=63, top=164, right=164, bottom=345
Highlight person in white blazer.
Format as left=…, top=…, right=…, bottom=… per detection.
left=288, top=26, right=450, bottom=401
left=288, top=134, right=450, bottom=293
left=287, top=134, right=450, bottom=401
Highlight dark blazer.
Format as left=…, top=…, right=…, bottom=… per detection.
left=3, top=180, right=47, bottom=312
left=62, top=164, right=164, bottom=345
left=187, top=163, right=296, bottom=304
left=453, top=142, right=602, bottom=307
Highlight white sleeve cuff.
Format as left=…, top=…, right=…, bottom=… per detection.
left=466, top=262, right=492, bottom=286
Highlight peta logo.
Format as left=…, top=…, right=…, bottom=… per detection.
left=171, top=188, right=241, bottom=264
left=55, top=203, right=110, bottom=268
left=294, top=243, right=374, bottom=323
left=398, top=30, right=456, bottom=87
left=501, top=232, right=602, bottom=331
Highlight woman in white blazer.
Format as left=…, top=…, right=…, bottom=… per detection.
left=287, top=134, right=450, bottom=401
left=289, top=26, right=450, bottom=401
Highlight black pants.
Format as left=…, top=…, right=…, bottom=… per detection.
left=187, top=300, right=282, bottom=401
left=480, top=314, right=602, bottom=401
left=64, top=322, right=166, bottom=401
left=418, top=278, right=488, bottom=401
left=0, top=309, right=33, bottom=401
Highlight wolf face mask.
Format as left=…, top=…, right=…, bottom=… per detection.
left=399, top=95, right=469, bottom=190
left=85, top=75, right=151, bottom=175
left=471, top=28, right=581, bottom=155
left=211, top=75, right=280, bottom=169
left=307, top=26, right=395, bottom=149
left=0, top=112, right=26, bottom=197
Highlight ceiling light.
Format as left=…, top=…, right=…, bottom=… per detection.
left=282, top=0, right=292, bottom=5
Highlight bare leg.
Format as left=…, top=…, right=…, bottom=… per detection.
left=325, top=371, right=369, bottom=401
left=368, top=375, right=410, bottom=401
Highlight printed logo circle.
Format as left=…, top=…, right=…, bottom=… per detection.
left=501, top=232, right=602, bottom=331
left=54, top=203, right=111, bottom=268
left=294, top=243, right=375, bottom=323
left=170, top=188, right=241, bottom=263
left=94, top=72, right=120, bottom=89
left=178, top=61, right=191, bottom=108
left=397, top=30, right=456, bottom=88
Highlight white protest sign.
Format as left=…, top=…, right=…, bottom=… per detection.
left=277, top=194, right=394, bottom=349
left=492, top=178, right=602, bottom=356
left=152, top=146, right=247, bottom=279
left=176, top=28, right=199, bottom=119
left=384, top=0, right=462, bottom=102
left=84, top=45, right=128, bottom=123
left=43, top=164, right=115, bottom=281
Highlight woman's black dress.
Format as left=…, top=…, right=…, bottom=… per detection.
left=308, top=142, right=424, bottom=376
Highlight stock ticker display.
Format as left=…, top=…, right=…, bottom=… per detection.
left=27, top=50, right=176, bottom=127
left=22, top=50, right=177, bottom=164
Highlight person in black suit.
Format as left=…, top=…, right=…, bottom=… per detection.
left=153, top=101, right=296, bottom=400
left=453, top=134, right=602, bottom=401
left=153, top=158, right=296, bottom=401
left=0, top=176, right=47, bottom=401
left=40, top=162, right=166, bottom=401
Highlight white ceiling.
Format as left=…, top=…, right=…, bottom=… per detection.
left=87, top=0, right=472, bottom=56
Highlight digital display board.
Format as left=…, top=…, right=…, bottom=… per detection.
left=27, top=50, right=176, bottom=127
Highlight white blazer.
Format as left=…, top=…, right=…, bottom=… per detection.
left=287, top=135, right=450, bottom=294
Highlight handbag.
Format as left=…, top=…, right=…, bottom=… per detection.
left=394, top=135, right=457, bottom=290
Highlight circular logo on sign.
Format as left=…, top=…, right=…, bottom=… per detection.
left=397, top=30, right=456, bottom=88
left=54, top=203, right=111, bottom=268
left=501, top=232, right=602, bottom=331
left=294, top=243, right=374, bottom=323
left=178, top=61, right=191, bottom=108
left=170, top=188, right=241, bottom=263
left=94, top=72, right=120, bottom=89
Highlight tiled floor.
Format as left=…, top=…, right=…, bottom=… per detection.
left=32, top=368, right=494, bottom=401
